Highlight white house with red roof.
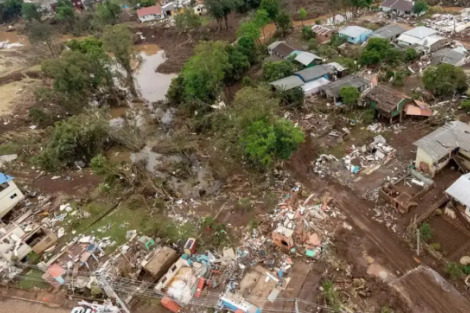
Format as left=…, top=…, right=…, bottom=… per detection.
left=137, top=5, right=163, bottom=23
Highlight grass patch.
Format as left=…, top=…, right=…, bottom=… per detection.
left=321, top=144, right=346, bottom=158
left=0, top=142, right=19, bottom=155
left=16, top=269, right=50, bottom=290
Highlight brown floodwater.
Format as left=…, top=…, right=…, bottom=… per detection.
left=0, top=31, right=29, bottom=46
left=135, top=44, right=160, bottom=56
left=134, top=50, right=177, bottom=103
left=109, top=106, right=128, bottom=118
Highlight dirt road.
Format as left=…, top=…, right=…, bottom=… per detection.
left=287, top=141, right=470, bottom=313
left=0, top=297, right=70, bottom=313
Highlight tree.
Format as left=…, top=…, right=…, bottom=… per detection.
left=359, top=49, right=381, bottom=65
left=277, top=87, right=304, bottom=108
left=35, top=114, right=109, bottom=172
left=22, top=2, right=41, bottom=21
left=254, top=9, right=269, bottom=41
left=329, top=33, right=346, bottom=47
left=175, top=7, right=201, bottom=32
left=298, top=8, right=307, bottom=25
left=384, top=48, right=404, bottom=66
left=27, top=21, right=57, bottom=57
left=461, top=100, right=470, bottom=113
left=262, top=60, right=294, bottom=82
left=56, top=0, right=75, bottom=22
left=102, top=24, right=137, bottom=97
left=182, top=41, right=230, bottom=103
left=275, top=10, right=292, bottom=37
left=237, top=21, right=260, bottom=41
left=225, top=45, right=250, bottom=83
left=66, top=37, right=108, bottom=59
left=138, top=0, right=157, bottom=7
left=205, top=0, right=240, bottom=29
left=413, top=0, right=428, bottom=15
left=423, top=64, right=468, bottom=96
left=238, top=36, right=258, bottom=64
left=260, top=0, right=280, bottom=22
left=240, top=118, right=304, bottom=167
left=301, top=26, right=314, bottom=40
left=41, top=50, right=113, bottom=110
left=405, top=48, right=419, bottom=62
left=365, top=38, right=390, bottom=56
left=1, top=0, right=23, bottom=22
left=337, top=57, right=357, bottom=73
left=308, top=38, right=318, bottom=50
left=419, top=223, right=432, bottom=242
left=95, top=0, right=122, bottom=27
left=340, top=86, right=360, bottom=107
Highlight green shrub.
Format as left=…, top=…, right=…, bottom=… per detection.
left=419, top=222, right=432, bottom=242
left=446, top=262, right=464, bottom=280
left=237, top=197, right=252, bottom=211
left=301, top=26, right=315, bottom=40
left=29, top=107, right=53, bottom=127
left=429, top=242, right=441, bottom=251
left=362, top=109, right=376, bottom=124
left=461, top=99, right=470, bottom=112
left=308, top=38, right=318, bottom=51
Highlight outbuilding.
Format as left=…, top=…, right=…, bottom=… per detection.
left=365, top=85, right=410, bottom=123
left=397, top=26, right=449, bottom=54
left=369, top=24, right=407, bottom=41
left=311, top=25, right=337, bottom=44
left=381, top=0, right=414, bottom=16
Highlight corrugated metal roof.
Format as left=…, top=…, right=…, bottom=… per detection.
left=413, top=121, right=470, bottom=162
left=295, top=65, right=331, bottom=82
left=326, top=62, right=346, bottom=72
left=403, top=26, right=436, bottom=39
left=311, top=25, right=336, bottom=35
left=270, top=76, right=304, bottom=91
left=370, top=24, right=406, bottom=39
left=295, top=52, right=322, bottom=66
left=446, top=173, right=470, bottom=207
left=272, top=43, right=295, bottom=58
left=320, top=75, right=369, bottom=98
left=366, top=85, right=408, bottom=113
left=431, top=48, right=465, bottom=66
left=301, top=77, right=330, bottom=93
left=339, top=26, right=371, bottom=38
left=0, top=172, right=13, bottom=185
left=381, top=0, right=413, bottom=11
left=268, top=41, right=285, bottom=51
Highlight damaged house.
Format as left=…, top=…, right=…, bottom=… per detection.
left=380, top=0, right=413, bottom=16
left=414, top=121, right=470, bottom=177
left=311, top=25, right=337, bottom=44
left=364, top=85, right=411, bottom=123
left=431, top=48, right=469, bottom=67
left=320, top=75, right=370, bottom=103
left=397, top=26, right=449, bottom=54
left=0, top=173, right=25, bottom=220
left=446, top=173, right=470, bottom=222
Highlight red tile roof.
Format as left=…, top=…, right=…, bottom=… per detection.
left=137, top=5, right=162, bottom=17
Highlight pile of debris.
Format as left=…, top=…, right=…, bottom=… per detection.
left=367, top=123, right=406, bottom=134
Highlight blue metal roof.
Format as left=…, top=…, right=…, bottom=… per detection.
left=0, top=172, right=13, bottom=185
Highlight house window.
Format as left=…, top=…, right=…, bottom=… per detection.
left=0, top=182, right=9, bottom=192
left=171, top=265, right=177, bottom=272
left=10, top=193, right=17, bottom=199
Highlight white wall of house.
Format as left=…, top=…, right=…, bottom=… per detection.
left=138, top=14, right=162, bottom=23
left=0, top=225, right=31, bottom=261
left=0, top=180, right=25, bottom=219
left=415, top=147, right=437, bottom=176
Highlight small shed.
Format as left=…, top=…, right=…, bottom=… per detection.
left=365, top=85, right=410, bottom=123
left=294, top=52, right=322, bottom=67
left=369, top=24, right=407, bottom=41
left=338, top=26, right=372, bottom=44
left=446, top=173, right=470, bottom=216
left=144, top=246, right=179, bottom=279
left=271, top=42, right=296, bottom=59
left=311, top=25, right=337, bottom=44
left=405, top=99, right=433, bottom=117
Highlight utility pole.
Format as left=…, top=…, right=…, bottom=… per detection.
left=98, top=275, right=131, bottom=313
left=417, top=228, right=420, bottom=256
left=295, top=299, right=300, bottom=313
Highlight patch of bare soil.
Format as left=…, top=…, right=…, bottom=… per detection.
left=428, top=215, right=470, bottom=257
left=131, top=14, right=240, bottom=74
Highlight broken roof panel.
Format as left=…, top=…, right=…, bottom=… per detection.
left=295, top=65, right=331, bottom=82
left=295, top=52, right=322, bottom=66
left=413, top=121, right=470, bottom=162
left=311, top=25, right=336, bottom=35
left=366, top=85, right=409, bottom=113
left=0, top=172, right=13, bottom=185
left=446, top=173, right=470, bottom=208
left=270, top=76, right=304, bottom=91
left=381, top=0, right=413, bottom=11
left=370, top=24, right=407, bottom=39
left=431, top=48, right=465, bottom=66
